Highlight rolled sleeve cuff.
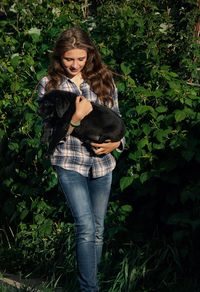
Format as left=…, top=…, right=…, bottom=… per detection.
left=116, top=137, right=126, bottom=153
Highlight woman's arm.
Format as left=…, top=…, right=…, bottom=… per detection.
left=91, top=83, right=125, bottom=155
left=68, top=95, right=93, bottom=134
left=38, top=77, right=93, bottom=135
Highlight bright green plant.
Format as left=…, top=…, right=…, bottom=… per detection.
left=1, top=0, right=200, bottom=291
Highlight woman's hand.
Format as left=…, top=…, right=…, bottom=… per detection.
left=90, top=140, right=121, bottom=155
left=71, top=96, right=93, bottom=123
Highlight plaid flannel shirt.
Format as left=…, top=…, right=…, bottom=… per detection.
left=38, top=76, right=125, bottom=178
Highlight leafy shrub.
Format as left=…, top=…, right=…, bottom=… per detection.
left=1, top=0, right=200, bottom=290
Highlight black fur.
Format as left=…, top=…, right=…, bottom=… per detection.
left=38, top=90, right=125, bottom=154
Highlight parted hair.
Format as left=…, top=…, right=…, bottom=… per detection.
left=46, top=27, right=115, bottom=105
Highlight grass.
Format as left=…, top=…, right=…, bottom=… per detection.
left=1, top=231, right=199, bottom=292
left=0, top=284, right=18, bottom=292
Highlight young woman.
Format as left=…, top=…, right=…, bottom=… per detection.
left=38, top=27, right=124, bottom=292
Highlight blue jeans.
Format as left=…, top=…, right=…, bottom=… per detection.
left=55, top=166, right=112, bottom=292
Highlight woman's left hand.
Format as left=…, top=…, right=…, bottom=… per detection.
left=90, top=140, right=121, bottom=155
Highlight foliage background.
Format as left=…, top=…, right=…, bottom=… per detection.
left=0, top=0, right=200, bottom=291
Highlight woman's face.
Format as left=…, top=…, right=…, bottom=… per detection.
left=62, top=49, right=87, bottom=78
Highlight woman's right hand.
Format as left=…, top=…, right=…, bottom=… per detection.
left=72, top=96, right=93, bottom=122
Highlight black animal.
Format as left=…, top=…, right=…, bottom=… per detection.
left=38, top=90, right=125, bottom=154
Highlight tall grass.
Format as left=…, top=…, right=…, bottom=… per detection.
left=100, top=239, right=184, bottom=292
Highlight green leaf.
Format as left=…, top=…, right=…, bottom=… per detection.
left=155, top=106, right=167, bottom=113
left=120, top=176, right=134, bottom=191
left=20, top=209, right=29, bottom=220
left=168, top=81, right=181, bottom=92
left=142, top=123, right=151, bottom=135
left=120, top=62, right=132, bottom=75
left=8, top=142, right=19, bottom=152
left=120, top=205, right=133, bottom=213
left=140, top=172, right=150, bottom=183
left=35, top=214, right=45, bottom=224
left=135, top=105, right=154, bottom=115
left=27, top=27, right=41, bottom=42
left=153, top=143, right=165, bottom=150
left=39, top=219, right=53, bottom=236
left=28, top=27, right=41, bottom=36
left=174, top=110, right=187, bottom=122
left=154, top=128, right=171, bottom=143
left=36, top=69, right=47, bottom=81
left=46, top=171, right=58, bottom=191
left=11, top=53, right=20, bottom=68
left=137, top=137, right=148, bottom=149
left=127, top=76, right=136, bottom=88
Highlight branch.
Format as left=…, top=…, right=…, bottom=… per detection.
left=187, top=81, right=200, bottom=87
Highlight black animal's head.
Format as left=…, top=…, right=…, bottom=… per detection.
left=38, top=90, right=77, bottom=120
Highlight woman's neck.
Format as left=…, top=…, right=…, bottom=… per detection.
left=70, top=73, right=84, bottom=89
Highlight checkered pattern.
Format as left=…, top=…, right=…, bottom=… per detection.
left=38, top=76, right=124, bottom=178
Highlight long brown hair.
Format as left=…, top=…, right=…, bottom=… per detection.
left=46, top=27, right=114, bottom=105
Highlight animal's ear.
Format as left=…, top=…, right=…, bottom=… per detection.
left=56, top=98, right=70, bottom=118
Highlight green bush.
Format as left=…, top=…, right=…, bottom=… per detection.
left=1, top=0, right=200, bottom=290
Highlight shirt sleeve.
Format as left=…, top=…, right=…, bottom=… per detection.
left=37, top=76, right=49, bottom=100
left=37, top=76, right=72, bottom=141
left=111, top=83, right=126, bottom=152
